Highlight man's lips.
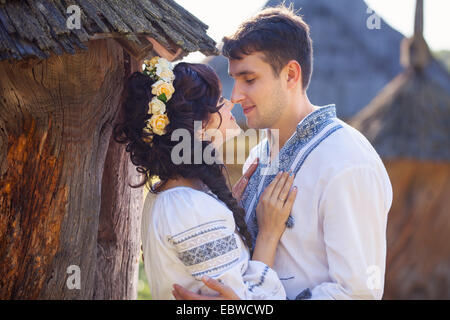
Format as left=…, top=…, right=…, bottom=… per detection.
left=243, top=105, right=256, bottom=115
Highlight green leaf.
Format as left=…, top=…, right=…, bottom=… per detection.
left=158, top=93, right=167, bottom=103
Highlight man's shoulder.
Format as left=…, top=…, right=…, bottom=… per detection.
left=304, top=118, right=385, bottom=173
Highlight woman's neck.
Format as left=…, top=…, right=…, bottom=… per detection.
left=158, top=176, right=206, bottom=192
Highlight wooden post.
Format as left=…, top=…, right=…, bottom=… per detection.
left=0, top=39, right=142, bottom=299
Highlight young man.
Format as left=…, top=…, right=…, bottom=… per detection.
left=173, top=5, right=392, bottom=300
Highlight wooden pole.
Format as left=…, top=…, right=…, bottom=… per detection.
left=0, top=39, right=141, bottom=299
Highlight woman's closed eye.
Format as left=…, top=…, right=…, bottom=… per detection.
left=245, top=78, right=255, bottom=84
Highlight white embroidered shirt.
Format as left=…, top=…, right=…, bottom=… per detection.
left=141, top=186, right=286, bottom=300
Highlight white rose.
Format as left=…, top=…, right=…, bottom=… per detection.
left=156, top=58, right=173, bottom=71
left=156, top=67, right=175, bottom=82
left=148, top=97, right=166, bottom=115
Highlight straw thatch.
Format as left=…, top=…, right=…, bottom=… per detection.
left=351, top=0, right=450, bottom=299
left=351, top=3, right=450, bottom=160
left=0, top=0, right=218, bottom=61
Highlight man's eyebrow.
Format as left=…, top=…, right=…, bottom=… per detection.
left=229, top=71, right=255, bottom=78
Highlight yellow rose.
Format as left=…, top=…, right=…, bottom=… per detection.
left=149, top=114, right=169, bottom=136
left=149, top=56, right=160, bottom=68
left=143, top=57, right=159, bottom=69
left=151, top=80, right=175, bottom=101
left=148, top=97, right=166, bottom=115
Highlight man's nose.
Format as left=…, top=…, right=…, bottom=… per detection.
left=231, top=84, right=245, bottom=104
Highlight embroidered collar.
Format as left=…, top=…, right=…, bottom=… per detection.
left=292, top=104, right=337, bottom=143
left=240, top=104, right=339, bottom=245
left=265, top=104, right=337, bottom=161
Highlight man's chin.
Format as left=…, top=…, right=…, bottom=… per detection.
left=245, top=118, right=263, bottom=130
left=245, top=117, right=255, bottom=129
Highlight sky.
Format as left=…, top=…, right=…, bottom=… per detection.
left=175, top=0, right=450, bottom=63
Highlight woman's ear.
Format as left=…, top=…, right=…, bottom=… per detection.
left=194, top=121, right=208, bottom=141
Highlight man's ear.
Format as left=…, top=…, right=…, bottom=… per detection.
left=286, top=60, right=302, bottom=90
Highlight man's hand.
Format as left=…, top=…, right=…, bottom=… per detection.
left=232, top=158, right=258, bottom=202
left=172, top=276, right=240, bottom=300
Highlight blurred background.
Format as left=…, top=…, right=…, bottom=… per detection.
left=139, top=0, right=450, bottom=300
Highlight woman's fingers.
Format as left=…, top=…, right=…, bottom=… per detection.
left=277, top=173, right=295, bottom=204
left=173, top=284, right=216, bottom=300
left=263, top=171, right=282, bottom=198
left=202, top=276, right=240, bottom=300
left=270, top=171, right=291, bottom=202
left=283, top=186, right=298, bottom=214
left=172, top=279, right=240, bottom=300
left=232, top=158, right=258, bottom=201
left=245, top=158, right=259, bottom=178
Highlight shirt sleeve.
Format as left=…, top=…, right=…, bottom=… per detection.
left=309, top=165, right=392, bottom=300
left=155, top=189, right=286, bottom=300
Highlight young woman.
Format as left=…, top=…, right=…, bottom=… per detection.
left=114, top=59, right=297, bottom=300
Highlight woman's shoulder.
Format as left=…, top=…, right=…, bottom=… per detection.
left=154, top=186, right=227, bottom=210
left=151, top=186, right=235, bottom=239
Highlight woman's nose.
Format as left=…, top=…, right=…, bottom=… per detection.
left=224, top=99, right=234, bottom=112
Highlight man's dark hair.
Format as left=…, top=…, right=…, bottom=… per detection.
left=222, top=5, right=313, bottom=91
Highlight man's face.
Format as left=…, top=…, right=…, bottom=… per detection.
left=228, top=52, right=288, bottom=129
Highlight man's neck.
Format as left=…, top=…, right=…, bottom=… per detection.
left=268, top=94, right=316, bottom=159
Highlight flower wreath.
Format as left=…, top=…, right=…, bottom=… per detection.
left=141, top=56, right=175, bottom=144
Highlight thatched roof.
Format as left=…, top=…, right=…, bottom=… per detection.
left=0, top=0, right=218, bottom=61
left=351, top=63, right=450, bottom=160
left=351, top=0, right=450, bottom=161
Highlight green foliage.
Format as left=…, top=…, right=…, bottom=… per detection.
left=138, top=255, right=152, bottom=300
left=158, top=93, right=167, bottom=103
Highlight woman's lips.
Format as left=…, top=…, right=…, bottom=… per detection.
left=243, top=105, right=256, bottom=115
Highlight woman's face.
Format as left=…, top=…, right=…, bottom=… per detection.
left=204, top=96, right=242, bottom=147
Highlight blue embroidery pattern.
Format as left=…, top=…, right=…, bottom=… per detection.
left=249, top=265, right=269, bottom=292
left=169, top=218, right=241, bottom=279
left=178, top=234, right=238, bottom=266
left=192, top=258, right=240, bottom=278
left=168, top=219, right=227, bottom=241
left=295, top=288, right=312, bottom=300
left=292, top=124, right=343, bottom=174
left=172, top=226, right=227, bottom=245
left=279, top=276, right=295, bottom=281
left=240, top=105, right=342, bottom=247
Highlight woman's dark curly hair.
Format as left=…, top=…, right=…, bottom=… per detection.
left=114, top=62, right=253, bottom=249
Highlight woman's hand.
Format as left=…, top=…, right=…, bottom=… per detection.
left=172, top=276, right=240, bottom=300
left=256, top=171, right=297, bottom=240
left=252, top=171, right=297, bottom=267
left=232, top=158, right=258, bottom=202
